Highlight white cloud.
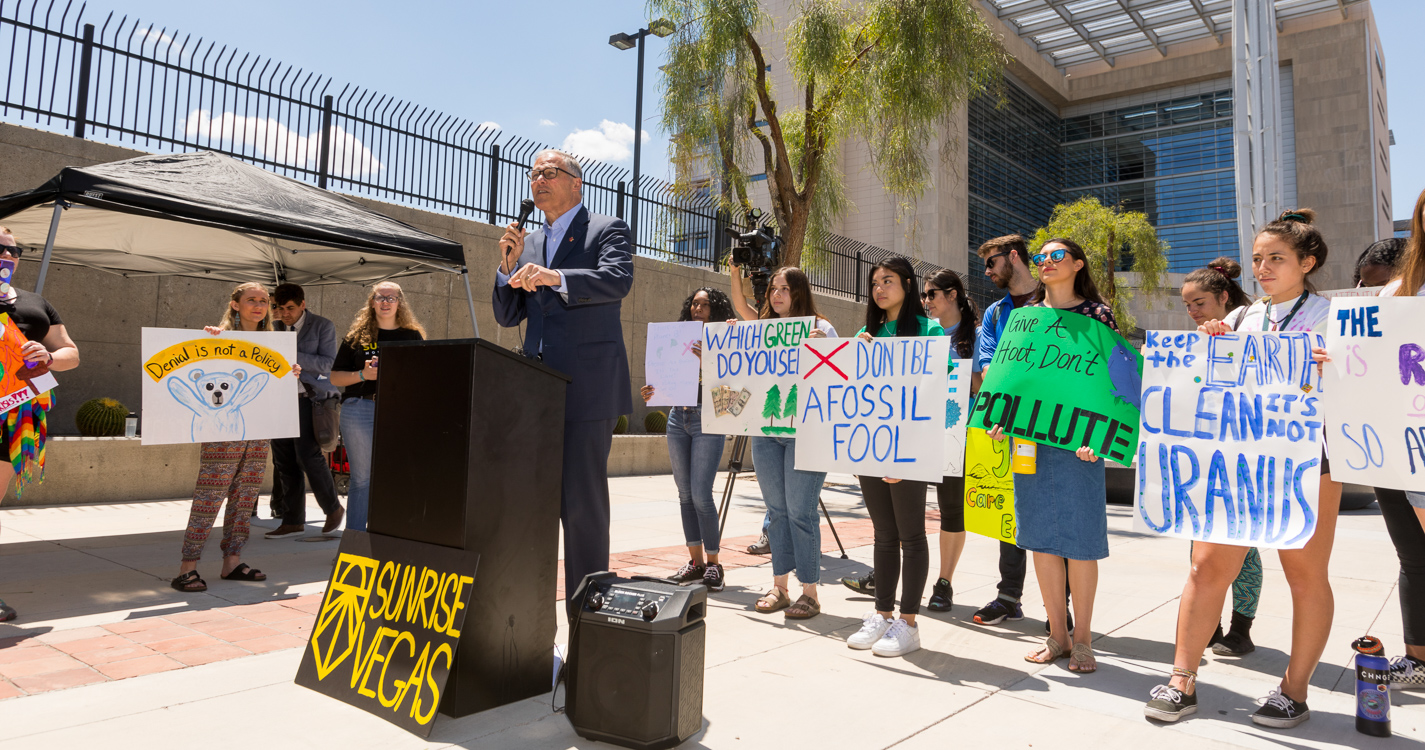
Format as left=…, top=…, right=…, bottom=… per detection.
left=478, top=121, right=500, bottom=131
left=539, top=119, right=557, bottom=127
left=182, top=110, right=383, bottom=178
left=561, top=120, right=650, bottom=162
left=133, top=26, right=186, bottom=56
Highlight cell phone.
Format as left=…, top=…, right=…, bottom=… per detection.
left=0, top=258, right=15, bottom=289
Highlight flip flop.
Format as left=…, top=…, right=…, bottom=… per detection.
left=220, top=563, right=267, bottom=581
left=171, top=570, right=207, bottom=592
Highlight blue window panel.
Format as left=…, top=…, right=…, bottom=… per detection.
left=748, top=173, right=768, bottom=182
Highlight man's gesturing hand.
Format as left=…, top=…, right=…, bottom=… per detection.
left=510, top=264, right=561, bottom=291
left=499, top=222, right=527, bottom=275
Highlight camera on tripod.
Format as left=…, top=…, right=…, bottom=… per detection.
left=724, top=209, right=782, bottom=306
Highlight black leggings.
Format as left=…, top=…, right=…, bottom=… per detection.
left=860, top=477, right=929, bottom=615
left=1376, top=488, right=1425, bottom=646
left=935, top=475, right=966, bottom=533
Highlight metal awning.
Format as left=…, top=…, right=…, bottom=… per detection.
left=982, top=0, right=1366, bottom=70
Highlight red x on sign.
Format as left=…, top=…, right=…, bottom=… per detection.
left=804, top=341, right=850, bottom=380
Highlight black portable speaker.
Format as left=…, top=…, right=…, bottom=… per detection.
left=564, top=573, right=707, bottom=750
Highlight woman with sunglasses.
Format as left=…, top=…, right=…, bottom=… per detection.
left=330, top=282, right=426, bottom=532
left=844, top=257, right=944, bottom=658
left=990, top=239, right=1116, bottom=674
left=920, top=269, right=979, bottom=613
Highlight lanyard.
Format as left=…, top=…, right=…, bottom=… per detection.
left=1261, top=292, right=1309, bottom=332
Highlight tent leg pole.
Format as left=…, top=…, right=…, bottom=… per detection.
left=34, top=203, right=63, bottom=296
left=462, top=266, right=480, bottom=339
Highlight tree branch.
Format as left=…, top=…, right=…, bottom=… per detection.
left=745, top=30, right=799, bottom=227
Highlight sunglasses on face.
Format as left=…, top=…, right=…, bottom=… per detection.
left=0, top=244, right=21, bottom=258
left=528, top=166, right=577, bottom=182
left=1031, top=249, right=1069, bottom=266
left=920, top=288, right=950, bottom=301
left=983, top=251, right=1009, bottom=269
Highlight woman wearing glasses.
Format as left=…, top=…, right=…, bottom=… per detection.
left=991, top=239, right=1116, bottom=674
left=330, top=282, right=426, bottom=532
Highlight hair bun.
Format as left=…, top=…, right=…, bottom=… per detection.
left=1205, top=256, right=1242, bottom=280
left=1276, top=208, right=1317, bottom=225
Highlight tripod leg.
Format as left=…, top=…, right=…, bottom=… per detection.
left=717, top=436, right=749, bottom=538
left=820, top=496, right=848, bottom=559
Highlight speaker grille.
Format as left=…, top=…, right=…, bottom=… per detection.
left=676, top=623, right=705, bottom=738
left=572, top=625, right=673, bottom=742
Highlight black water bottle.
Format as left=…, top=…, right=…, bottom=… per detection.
left=1353, top=635, right=1391, bottom=738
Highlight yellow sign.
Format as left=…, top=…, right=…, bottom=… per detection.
left=963, top=428, right=1017, bottom=543
left=142, top=338, right=292, bottom=382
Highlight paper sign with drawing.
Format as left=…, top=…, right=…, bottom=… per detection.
left=141, top=328, right=299, bottom=445
left=943, top=359, right=972, bottom=477
left=700, top=317, right=816, bottom=436
left=0, top=312, right=58, bottom=416
left=645, top=321, right=704, bottom=407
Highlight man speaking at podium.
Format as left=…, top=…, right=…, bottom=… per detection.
left=493, top=149, right=633, bottom=616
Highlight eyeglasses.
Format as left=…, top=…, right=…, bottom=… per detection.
left=374, top=295, right=400, bottom=305
left=920, top=288, right=949, bottom=301
left=1031, top=249, right=1069, bottom=266
left=528, top=166, right=578, bottom=182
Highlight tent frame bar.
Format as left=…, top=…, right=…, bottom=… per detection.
left=461, top=266, right=479, bottom=339
left=34, top=202, right=64, bottom=296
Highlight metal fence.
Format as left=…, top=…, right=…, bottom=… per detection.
left=0, top=0, right=939, bottom=302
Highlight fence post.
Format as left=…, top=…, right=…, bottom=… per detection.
left=317, top=95, right=333, bottom=189
left=616, top=181, right=626, bottom=221
left=487, top=144, right=501, bottom=224
left=72, top=24, right=95, bottom=139
left=855, top=249, right=864, bottom=302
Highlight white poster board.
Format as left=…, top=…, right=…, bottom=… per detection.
left=794, top=337, right=948, bottom=482
left=644, top=321, right=704, bottom=407
left=700, top=317, right=816, bottom=436
left=943, top=359, right=973, bottom=477
left=1133, top=329, right=1325, bottom=549
left=141, top=328, right=300, bottom=445
left=1324, top=297, right=1425, bottom=491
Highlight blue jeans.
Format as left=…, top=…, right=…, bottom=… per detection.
left=668, top=407, right=726, bottom=554
left=751, top=437, right=825, bottom=584
left=339, top=397, right=376, bottom=532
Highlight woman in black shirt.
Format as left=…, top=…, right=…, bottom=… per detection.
left=329, top=282, right=426, bottom=532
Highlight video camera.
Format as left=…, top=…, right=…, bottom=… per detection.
left=723, top=209, right=782, bottom=306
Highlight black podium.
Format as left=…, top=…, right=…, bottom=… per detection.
left=368, top=338, right=569, bottom=716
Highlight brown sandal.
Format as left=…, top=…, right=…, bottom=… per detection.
left=1068, top=643, right=1096, bottom=673
left=1025, top=635, right=1066, bottom=664
left=755, top=587, right=791, bottom=613
left=784, top=595, right=820, bottom=620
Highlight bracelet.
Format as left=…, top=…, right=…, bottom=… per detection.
left=359, top=370, right=366, bottom=382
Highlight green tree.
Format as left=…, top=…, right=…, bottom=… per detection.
left=781, top=383, right=798, bottom=426
left=1030, top=196, right=1168, bottom=332
left=654, top=0, right=1007, bottom=267
left=762, top=383, right=783, bottom=427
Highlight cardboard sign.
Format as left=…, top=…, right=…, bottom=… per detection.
left=963, top=427, right=1016, bottom=542
left=140, top=328, right=299, bottom=445
left=701, top=317, right=816, bottom=436
left=295, top=530, right=479, bottom=737
left=645, top=321, right=704, bottom=407
left=1133, top=329, right=1325, bottom=549
left=973, top=308, right=1143, bottom=467
left=943, top=360, right=973, bottom=477
left=0, top=313, right=57, bottom=414
left=1324, top=297, right=1425, bottom=491
left=794, top=337, right=948, bottom=482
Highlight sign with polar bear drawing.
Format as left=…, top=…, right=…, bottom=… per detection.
left=140, top=328, right=299, bottom=445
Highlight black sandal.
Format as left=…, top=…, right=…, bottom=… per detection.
left=171, top=571, right=207, bottom=592
left=220, top=563, right=267, bottom=581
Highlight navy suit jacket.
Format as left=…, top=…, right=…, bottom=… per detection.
left=492, top=206, right=633, bottom=421
left=275, top=311, right=339, bottom=400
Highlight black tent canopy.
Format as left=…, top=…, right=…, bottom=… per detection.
left=0, top=151, right=478, bottom=333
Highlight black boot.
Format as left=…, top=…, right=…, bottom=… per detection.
left=1213, top=611, right=1255, bottom=656
left=1208, top=622, right=1226, bottom=649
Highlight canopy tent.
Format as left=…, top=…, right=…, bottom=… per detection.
left=0, top=150, right=478, bottom=334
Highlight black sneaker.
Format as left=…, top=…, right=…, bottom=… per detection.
left=841, top=571, right=875, bottom=594
left=1251, top=687, right=1309, bottom=728
left=746, top=533, right=771, bottom=555
left=927, top=578, right=953, bottom=612
left=1390, top=655, right=1425, bottom=691
left=669, top=560, right=706, bottom=584
left=1144, top=684, right=1198, bottom=723
left=0, top=599, right=15, bottom=622
left=973, top=598, right=1023, bottom=625
left=701, top=563, right=725, bottom=593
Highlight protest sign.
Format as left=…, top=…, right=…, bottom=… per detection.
left=973, top=308, right=1143, bottom=467
left=943, top=360, right=973, bottom=477
left=295, top=530, right=478, bottom=737
left=1133, top=328, right=1325, bottom=549
left=141, top=328, right=299, bottom=445
left=645, top=321, right=704, bottom=407
left=794, top=337, right=947, bottom=482
left=0, top=313, right=57, bottom=415
left=963, top=428, right=1016, bottom=542
left=1324, top=297, right=1425, bottom=491
left=700, top=317, right=816, bottom=436
left=1321, top=287, right=1384, bottom=300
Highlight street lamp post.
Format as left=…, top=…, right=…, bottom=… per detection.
left=609, top=18, right=674, bottom=250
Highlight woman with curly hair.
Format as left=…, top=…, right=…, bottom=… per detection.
left=642, top=287, right=737, bottom=591
left=329, top=281, right=426, bottom=532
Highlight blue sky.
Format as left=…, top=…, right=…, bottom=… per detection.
left=66, top=0, right=1425, bottom=220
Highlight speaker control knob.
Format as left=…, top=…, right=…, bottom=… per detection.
left=641, top=602, right=659, bottom=621
left=588, top=592, right=604, bottom=611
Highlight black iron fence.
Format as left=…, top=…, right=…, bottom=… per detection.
left=0, top=0, right=941, bottom=302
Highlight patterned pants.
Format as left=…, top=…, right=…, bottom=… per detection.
left=1190, top=542, right=1263, bottom=618
left=181, top=440, right=269, bottom=562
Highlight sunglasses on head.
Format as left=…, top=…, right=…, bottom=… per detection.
left=1031, top=248, right=1069, bottom=266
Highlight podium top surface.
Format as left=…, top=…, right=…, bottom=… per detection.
left=377, top=337, right=573, bottom=383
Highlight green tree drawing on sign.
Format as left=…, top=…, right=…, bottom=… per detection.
left=762, top=384, right=783, bottom=428
left=782, top=384, right=798, bottom=427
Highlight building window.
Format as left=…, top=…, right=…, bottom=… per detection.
left=748, top=173, right=768, bottom=182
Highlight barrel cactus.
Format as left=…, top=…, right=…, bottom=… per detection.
left=76, top=397, right=128, bottom=436
left=644, top=410, right=668, bottom=434
left=614, top=414, right=628, bottom=435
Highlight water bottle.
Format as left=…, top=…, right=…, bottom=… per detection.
left=1353, top=635, right=1391, bottom=737
left=1011, top=438, right=1036, bottom=474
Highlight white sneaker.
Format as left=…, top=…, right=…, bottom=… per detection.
left=847, top=611, right=892, bottom=650
left=872, top=618, right=920, bottom=657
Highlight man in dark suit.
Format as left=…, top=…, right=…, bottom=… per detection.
left=493, top=149, right=633, bottom=614
left=265, top=283, right=345, bottom=538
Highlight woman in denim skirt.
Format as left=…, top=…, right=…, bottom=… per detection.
left=642, top=287, right=737, bottom=592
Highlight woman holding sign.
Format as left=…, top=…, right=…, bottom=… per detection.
left=1145, top=210, right=1339, bottom=728
left=641, top=287, right=737, bottom=592
left=844, top=257, right=944, bottom=658
left=989, top=239, right=1116, bottom=674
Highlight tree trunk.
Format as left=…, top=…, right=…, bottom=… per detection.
left=1103, top=227, right=1117, bottom=305
left=778, top=194, right=812, bottom=268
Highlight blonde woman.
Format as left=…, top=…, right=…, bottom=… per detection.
left=329, top=282, right=426, bottom=531
left=172, top=282, right=295, bottom=592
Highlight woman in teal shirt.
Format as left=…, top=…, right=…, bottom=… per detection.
left=844, top=257, right=944, bottom=659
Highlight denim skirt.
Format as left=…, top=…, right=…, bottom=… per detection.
left=1013, top=443, right=1109, bottom=561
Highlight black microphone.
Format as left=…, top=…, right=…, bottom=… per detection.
left=515, top=198, right=536, bottom=231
